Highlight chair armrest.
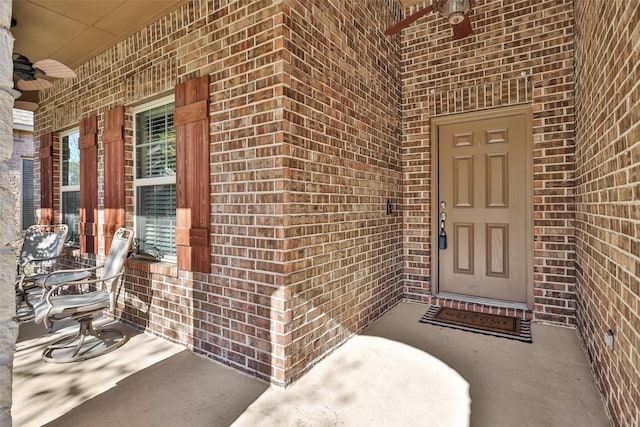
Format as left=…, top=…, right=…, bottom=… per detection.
left=45, top=271, right=123, bottom=295
left=40, top=265, right=103, bottom=288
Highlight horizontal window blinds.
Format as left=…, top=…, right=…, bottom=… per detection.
left=136, top=184, right=176, bottom=257
left=135, top=101, right=176, bottom=259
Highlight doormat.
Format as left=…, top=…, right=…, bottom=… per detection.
left=420, top=306, right=532, bottom=343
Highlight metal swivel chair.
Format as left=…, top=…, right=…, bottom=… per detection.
left=34, top=228, right=134, bottom=363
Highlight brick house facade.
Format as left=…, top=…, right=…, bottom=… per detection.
left=28, top=0, right=638, bottom=423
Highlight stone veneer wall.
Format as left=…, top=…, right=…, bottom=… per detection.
left=34, top=0, right=402, bottom=386
left=574, top=1, right=640, bottom=425
left=401, top=0, right=576, bottom=324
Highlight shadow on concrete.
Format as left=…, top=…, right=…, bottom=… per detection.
left=13, top=302, right=609, bottom=427
left=43, top=350, right=268, bottom=427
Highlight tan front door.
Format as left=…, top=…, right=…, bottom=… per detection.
left=434, top=106, right=532, bottom=304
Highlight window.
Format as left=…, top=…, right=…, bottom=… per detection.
left=21, top=158, right=35, bottom=230
left=133, top=96, right=176, bottom=260
left=61, top=129, right=80, bottom=245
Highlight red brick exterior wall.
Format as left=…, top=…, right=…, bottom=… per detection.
left=34, top=0, right=402, bottom=386
left=400, top=0, right=576, bottom=324
left=281, top=0, right=404, bottom=383
left=574, top=1, right=640, bottom=425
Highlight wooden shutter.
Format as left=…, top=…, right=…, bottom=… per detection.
left=79, top=115, right=98, bottom=254
left=103, top=106, right=125, bottom=254
left=39, top=132, right=54, bottom=225
left=174, top=75, right=210, bottom=273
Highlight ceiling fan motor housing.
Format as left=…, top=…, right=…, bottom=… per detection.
left=435, top=0, right=471, bottom=25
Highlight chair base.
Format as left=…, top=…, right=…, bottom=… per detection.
left=43, top=317, right=129, bottom=363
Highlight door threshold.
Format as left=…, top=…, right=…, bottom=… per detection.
left=435, top=292, right=528, bottom=311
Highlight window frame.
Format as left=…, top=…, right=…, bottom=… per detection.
left=132, top=94, right=177, bottom=262
left=60, top=127, right=80, bottom=245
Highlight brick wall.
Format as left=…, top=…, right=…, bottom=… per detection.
left=35, top=0, right=402, bottom=386
left=574, top=1, right=640, bottom=425
left=281, top=0, right=403, bottom=383
left=400, top=0, right=576, bottom=324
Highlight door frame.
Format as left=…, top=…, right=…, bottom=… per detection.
left=430, top=104, right=534, bottom=309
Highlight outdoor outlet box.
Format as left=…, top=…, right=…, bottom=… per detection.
left=604, top=329, right=614, bottom=350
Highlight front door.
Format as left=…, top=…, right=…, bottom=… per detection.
left=434, top=106, right=532, bottom=304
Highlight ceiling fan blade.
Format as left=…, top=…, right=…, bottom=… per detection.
left=385, top=5, right=434, bottom=35
left=7, top=87, right=22, bottom=99
left=17, top=77, right=53, bottom=91
left=33, top=59, right=77, bottom=78
left=14, top=100, right=39, bottom=111
left=451, top=14, right=472, bottom=40
left=16, top=89, right=39, bottom=103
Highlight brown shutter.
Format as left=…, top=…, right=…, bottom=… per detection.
left=174, top=75, right=210, bottom=273
left=39, top=132, right=54, bottom=225
left=103, top=106, right=125, bottom=254
left=79, top=115, right=98, bottom=254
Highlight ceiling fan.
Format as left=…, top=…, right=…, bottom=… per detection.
left=10, top=18, right=76, bottom=111
left=385, top=0, right=474, bottom=39
left=12, top=54, right=77, bottom=111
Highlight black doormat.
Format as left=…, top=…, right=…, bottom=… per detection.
left=420, top=306, right=532, bottom=343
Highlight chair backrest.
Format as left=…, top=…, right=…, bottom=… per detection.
left=102, top=228, right=134, bottom=288
left=18, top=224, right=69, bottom=270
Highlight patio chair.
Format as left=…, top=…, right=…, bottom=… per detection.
left=14, top=224, right=69, bottom=315
left=33, top=228, right=134, bottom=363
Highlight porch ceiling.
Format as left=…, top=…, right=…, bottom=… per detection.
left=10, top=0, right=189, bottom=70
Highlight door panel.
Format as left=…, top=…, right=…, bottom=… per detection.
left=454, top=156, right=473, bottom=207
left=437, top=108, right=530, bottom=303
left=453, top=223, right=474, bottom=274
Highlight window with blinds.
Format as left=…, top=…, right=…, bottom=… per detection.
left=134, top=96, right=176, bottom=260
left=21, top=158, right=35, bottom=230
left=61, top=129, right=80, bottom=244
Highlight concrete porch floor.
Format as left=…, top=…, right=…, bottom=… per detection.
left=12, top=301, right=610, bottom=427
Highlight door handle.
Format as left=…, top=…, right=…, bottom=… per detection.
left=439, top=203, right=447, bottom=250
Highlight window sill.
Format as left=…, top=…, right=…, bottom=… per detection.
left=125, top=256, right=177, bottom=277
